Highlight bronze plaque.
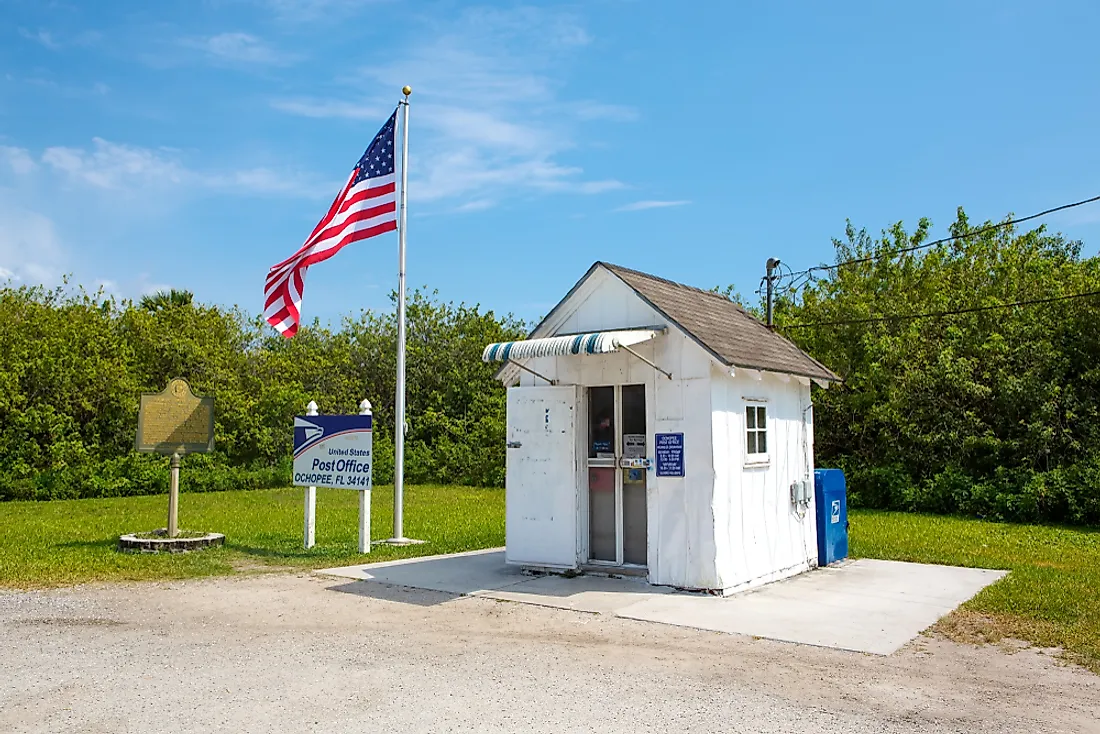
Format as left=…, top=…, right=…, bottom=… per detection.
left=135, top=379, right=215, bottom=455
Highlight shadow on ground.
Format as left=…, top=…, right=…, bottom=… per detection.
left=326, top=580, right=461, bottom=607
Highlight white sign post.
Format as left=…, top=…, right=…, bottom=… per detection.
left=357, top=399, right=372, bottom=554
left=303, top=400, right=318, bottom=549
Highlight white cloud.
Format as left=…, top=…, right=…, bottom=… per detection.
left=187, top=32, right=291, bottom=65
left=273, top=7, right=627, bottom=204
left=270, top=98, right=385, bottom=120
left=17, top=28, right=100, bottom=50
left=0, top=204, right=64, bottom=284
left=19, top=28, right=60, bottom=50
left=614, top=200, right=691, bottom=212
left=204, top=167, right=334, bottom=198
left=11, top=74, right=110, bottom=98
left=0, top=138, right=325, bottom=292
left=34, top=138, right=327, bottom=198
left=1, top=146, right=37, bottom=175
left=454, top=199, right=495, bottom=213
left=572, top=102, right=639, bottom=122
left=260, top=0, right=385, bottom=21
left=455, top=6, right=591, bottom=48
left=425, top=106, right=551, bottom=154
left=42, top=138, right=186, bottom=189
left=577, top=180, right=627, bottom=194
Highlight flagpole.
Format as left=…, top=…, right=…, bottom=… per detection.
left=390, top=85, right=412, bottom=544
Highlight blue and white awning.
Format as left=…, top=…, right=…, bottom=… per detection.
left=482, top=329, right=660, bottom=363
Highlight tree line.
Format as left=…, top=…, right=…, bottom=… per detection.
left=2, top=207, right=1098, bottom=526
left=0, top=283, right=522, bottom=501
left=777, top=209, right=1100, bottom=526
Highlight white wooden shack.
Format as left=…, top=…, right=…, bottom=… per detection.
left=482, top=262, right=840, bottom=594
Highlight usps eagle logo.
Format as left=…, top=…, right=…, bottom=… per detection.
left=294, top=417, right=325, bottom=452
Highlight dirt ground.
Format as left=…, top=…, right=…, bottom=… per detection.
left=1, top=572, right=1097, bottom=733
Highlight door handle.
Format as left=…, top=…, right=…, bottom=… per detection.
left=507, top=441, right=522, bottom=449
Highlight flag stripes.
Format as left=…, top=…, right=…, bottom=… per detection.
left=264, top=110, right=398, bottom=337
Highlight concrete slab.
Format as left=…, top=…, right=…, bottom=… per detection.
left=478, top=573, right=672, bottom=614
left=316, top=548, right=525, bottom=595
left=616, top=559, right=1008, bottom=655
left=317, top=552, right=1008, bottom=656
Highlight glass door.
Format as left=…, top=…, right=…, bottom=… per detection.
left=587, top=386, right=617, bottom=562
left=620, top=384, right=648, bottom=566
left=586, top=385, right=648, bottom=567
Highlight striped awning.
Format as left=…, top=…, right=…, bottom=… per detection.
left=482, top=329, right=660, bottom=363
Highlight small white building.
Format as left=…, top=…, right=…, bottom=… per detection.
left=482, top=262, right=840, bottom=594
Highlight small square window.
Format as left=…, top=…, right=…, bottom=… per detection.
left=746, top=404, right=767, bottom=459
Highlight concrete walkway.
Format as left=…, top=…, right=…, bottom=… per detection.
left=317, top=549, right=1006, bottom=655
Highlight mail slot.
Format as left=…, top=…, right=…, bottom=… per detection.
left=813, top=468, right=848, bottom=566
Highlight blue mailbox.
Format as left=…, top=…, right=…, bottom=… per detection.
left=814, top=469, right=848, bottom=566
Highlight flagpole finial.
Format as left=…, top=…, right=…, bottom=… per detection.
left=401, top=85, right=412, bottom=97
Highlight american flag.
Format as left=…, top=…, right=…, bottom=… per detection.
left=264, top=110, right=398, bottom=337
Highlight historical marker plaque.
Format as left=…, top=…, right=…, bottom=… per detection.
left=135, top=378, right=215, bottom=455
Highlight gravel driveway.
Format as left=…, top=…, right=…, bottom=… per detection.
left=1, top=572, right=1097, bottom=733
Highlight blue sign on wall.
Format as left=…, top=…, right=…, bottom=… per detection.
left=655, top=432, right=684, bottom=477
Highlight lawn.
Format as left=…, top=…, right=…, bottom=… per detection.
left=2, top=490, right=1097, bottom=673
left=0, top=484, right=503, bottom=589
left=850, top=509, right=1100, bottom=673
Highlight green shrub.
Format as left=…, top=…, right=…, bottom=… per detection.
left=782, top=209, right=1100, bottom=527
left=0, top=283, right=523, bottom=501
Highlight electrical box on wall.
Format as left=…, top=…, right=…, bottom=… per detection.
left=790, top=478, right=811, bottom=506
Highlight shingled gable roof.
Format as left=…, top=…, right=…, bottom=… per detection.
left=596, top=262, right=839, bottom=382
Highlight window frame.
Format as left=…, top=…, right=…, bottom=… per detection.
left=743, top=400, right=770, bottom=466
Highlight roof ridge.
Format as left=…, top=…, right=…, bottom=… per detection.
left=597, top=260, right=839, bottom=382
left=598, top=261, right=738, bottom=304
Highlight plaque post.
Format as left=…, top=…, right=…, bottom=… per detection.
left=168, top=452, right=181, bottom=538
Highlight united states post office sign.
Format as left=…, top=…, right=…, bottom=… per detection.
left=292, top=414, right=373, bottom=490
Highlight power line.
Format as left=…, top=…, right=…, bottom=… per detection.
left=786, top=193, right=1100, bottom=282
left=780, top=289, right=1100, bottom=330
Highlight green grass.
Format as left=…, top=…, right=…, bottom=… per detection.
left=850, top=509, right=1100, bottom=672
left=0, top=485, right=503, bottom=589
left=3, top=490, right=1097, bottom=673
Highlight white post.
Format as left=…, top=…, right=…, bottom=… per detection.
left=358, top=398, right=372, bottom=554
left=303, top=400, right=318, bottom=549
left=391, top=85, right=411, bottom=543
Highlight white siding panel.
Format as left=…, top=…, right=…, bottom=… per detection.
left=711, top=370, right=818, bottom=592
left=651, top=376, right=717, bottom=589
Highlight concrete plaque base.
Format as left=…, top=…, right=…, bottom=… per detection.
left=118, top=530, right=225, bottom=554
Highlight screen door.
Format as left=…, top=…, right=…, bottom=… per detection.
left=586, top=384, right=648, bottom=567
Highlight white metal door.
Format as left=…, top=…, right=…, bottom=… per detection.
left=505, top=386, right=578, bottom=567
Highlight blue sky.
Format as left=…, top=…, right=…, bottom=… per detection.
left=2, top=0, right=1099, bottom=327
